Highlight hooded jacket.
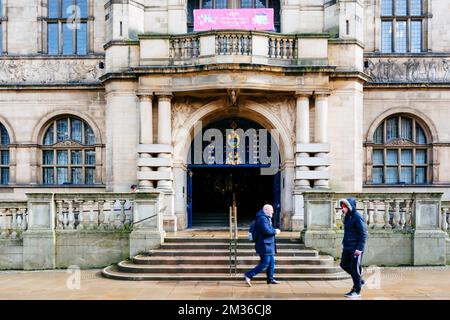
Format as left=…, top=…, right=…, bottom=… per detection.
left=339, top=198, right=367, bottom=253
left=254, top=209, right=277, bottom=255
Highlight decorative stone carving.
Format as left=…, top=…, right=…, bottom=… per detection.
left=171, top=97, right=218, bottom=138
left=0, top=58, right=103, bottom=85
left=365, top=57, right=450, bottom=84
left=245, top=96, right=296, bottom=144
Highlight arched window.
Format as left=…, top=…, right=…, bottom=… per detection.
left=371, top=115, right=430, bottom=185
left=187, top=0, right=281, bottom=32
left=0, top=123, right=10, bottom=185
left=41, top=116, right=96, bottom=185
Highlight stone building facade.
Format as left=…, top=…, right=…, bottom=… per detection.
left=0, top=0, right=449, bottom=268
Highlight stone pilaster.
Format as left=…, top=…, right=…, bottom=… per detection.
left=156, top=93, right=177, bottom=232
left=137, top=93, right=154, bottom=189
left=313, top=93, right=330, bottom=189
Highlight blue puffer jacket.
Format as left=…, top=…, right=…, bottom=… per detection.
left=340, top=198, right=367, bottom=253
left=254, top=209, right=277, bottom=255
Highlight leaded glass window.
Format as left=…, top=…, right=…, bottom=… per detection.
left=370, top=115, right=430, bottom=185
left=380, top=0, right=424, bottom=53
left=42, top=116, right=96, bottom=185
left=0, top=123, right=9, bottom=185
left=46, top=0, right=88, bottom=55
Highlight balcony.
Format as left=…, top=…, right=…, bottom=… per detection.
left=138, top=30, right=329, bottom=68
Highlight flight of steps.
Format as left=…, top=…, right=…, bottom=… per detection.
left=102, top=237, right=350, bottom=281
left=192, top=212, right=229, bottom=227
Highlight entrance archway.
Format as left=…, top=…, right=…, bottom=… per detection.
left=186, top=117, right=281, bottom=228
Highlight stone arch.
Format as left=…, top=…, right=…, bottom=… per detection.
left=31, top=109, right=103, bottom=145
left=0, top=115, right=16, bottom=144
left=173, top=98, right=294, bottom=165
left=366, top=107, right=439, bottom=143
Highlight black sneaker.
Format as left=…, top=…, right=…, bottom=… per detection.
left=344, top=291, right=361, bottom=298
left=267, top=279, right=281, bottom=284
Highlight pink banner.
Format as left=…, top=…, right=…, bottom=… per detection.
left=194, top=9, right=274, bottom=31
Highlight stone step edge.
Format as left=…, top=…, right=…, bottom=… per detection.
left=101, top=267, right=350, bottom=281
left=118, top=261, right=342, bottom=270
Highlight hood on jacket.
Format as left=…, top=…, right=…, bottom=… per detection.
left=339, top=198, right=357, bottom=214
left=256, top=209, right=268, bottom=219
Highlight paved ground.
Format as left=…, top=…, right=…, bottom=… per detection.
left=0, top=267, right=449, bottom=300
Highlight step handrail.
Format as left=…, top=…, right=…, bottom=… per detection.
left=229, top=194, right=238, bottom=276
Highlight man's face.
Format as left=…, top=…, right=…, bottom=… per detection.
left=341, top=205, right=349, bottom=214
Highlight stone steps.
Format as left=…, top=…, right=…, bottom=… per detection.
left=102, top=266, right=350, bottom=281
left=142, top=249, right=318, bottom=257
left=159, top=242, right=305, bottom=250
left=101, top=236, right=349, bottom=281
left=132, top=255, right=333, bottom=265
left=117, top=261, right=342, bottom=274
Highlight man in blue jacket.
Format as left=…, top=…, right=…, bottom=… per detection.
left=244, top=204, right=280, bottom=287
left=339, top=198, right=367, bottom=298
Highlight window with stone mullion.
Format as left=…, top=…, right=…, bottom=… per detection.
left=41, top=116, right=96, bottom=185
left=47, top=0, right=88, bottom=55
left=371, top=115, right=430, bottom=185
left=0, top=123, right=10, bottom=185
left=380, top=0, right=424, bottom=53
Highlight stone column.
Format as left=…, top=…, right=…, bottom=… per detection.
left=156, top=93, right=177, bottom=232
left=295, top=94, right=311, bottom=189
left=313, top=93, right=329, bottom=189
left=292, top=93, right=311, bottom=231
left=138, top=94, right=154, bottom=189
left=157, top=94, right=173, bottom=189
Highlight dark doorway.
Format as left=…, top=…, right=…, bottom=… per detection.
left=190, top=166, right=275, bottom=228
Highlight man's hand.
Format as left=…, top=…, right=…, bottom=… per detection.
left=275, top=229, right=281, bottom=235
left=354, top=250, right=362, bottom=256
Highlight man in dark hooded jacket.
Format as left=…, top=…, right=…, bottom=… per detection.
left=339, top=198, right=367, bottom=298
left=244, top=204, right=280, bottom=286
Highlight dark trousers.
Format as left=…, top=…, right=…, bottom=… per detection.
left=245, top=254, right=275, bottom=282
left=340, top=250, right=364, bottom=292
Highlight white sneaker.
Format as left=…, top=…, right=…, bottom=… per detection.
left=244, top=276, right=252, bottom=287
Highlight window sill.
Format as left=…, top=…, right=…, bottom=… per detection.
left=363, top=184, right=450, bottom=188
left=0, top=184, right=106, bottom=188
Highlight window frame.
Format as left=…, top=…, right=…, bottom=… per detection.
left=380, top=0, right=426, bottom=53
left=0, top=0, right=7, bottom=55
left=40, top=116, right=97, bottom=186
left=43, top=0, right=91, bottom=55
left=368, top=115, right=432, bottom=186
left=0, top=123, right=10, bottom=185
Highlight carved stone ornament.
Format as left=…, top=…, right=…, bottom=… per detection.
left=52, top=140, right=85, bottom=148
left=0, top=58, right=103, bottom=85
left=365, top=57, right=450, bottom=84
left=243, top=96, right=296, bottom=144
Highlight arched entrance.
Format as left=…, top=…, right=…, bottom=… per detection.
left=186, top=117, right=281, bottom=228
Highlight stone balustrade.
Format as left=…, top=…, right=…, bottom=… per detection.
left=54, top=194, right=134, bottom=231
left=216, top=31, right=252, bottom=56
left=441, top=201, right=450, bottom=234
left=0, top=202, right=28, bottom=239
left=138, top=31, right=327, bottom=67
left=331, top=194, right=415, bottom=231
left=170, top=35, right=200, bottom=61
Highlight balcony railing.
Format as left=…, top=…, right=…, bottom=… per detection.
left=138, top=31, right=328, bottom=68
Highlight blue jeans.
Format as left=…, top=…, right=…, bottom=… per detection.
left=245, top=254, right=275, bottom=282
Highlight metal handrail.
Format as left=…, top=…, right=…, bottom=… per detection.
left=229, top=193, right=238, bottom=276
